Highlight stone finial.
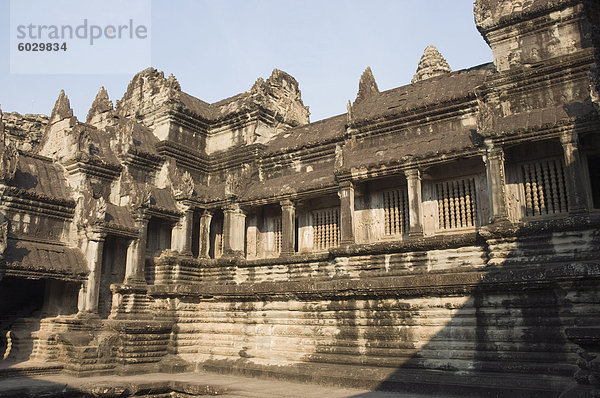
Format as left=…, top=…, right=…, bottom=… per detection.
left=86, top=86, right=114, bottom=123
left=346, top=100, right=353, bottom=123
left=355, top=67, right=379, bottom=104
left=49, top=90, right=74, bottom=124
left=167, top=73, right=181, bottom=91
left=412, top=46, right=452, bottom=83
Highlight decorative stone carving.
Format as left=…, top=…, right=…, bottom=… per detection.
left=0, top=112, right=48, bottom=152
left=174, top=171, right=194, bottom=198
left=131, top=184, right=152, bottom=210
left=95, top=197, right=107, bottom=223
left=0, top=140, right=18, bottom=182
left=412, top=46, right=452, bottom=83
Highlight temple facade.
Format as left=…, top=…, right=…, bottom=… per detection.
left=1, top=0, right=600, bottom=395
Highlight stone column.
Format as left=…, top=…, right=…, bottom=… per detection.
left=280, top=200, right=295, bottom=256
left=339, top=181, right=355, bottom=245
left=198, top=210, right=212, bottom=258
left=223, top=203, right=246, bottom=257
left=178, top=208, right=194, bottom=256
left=561, top=132, right=590, bottom=215
left=405, top=169, right=424, bottom=237
left=484, top=139, right=509, bottom=223
left=81, top=233, right=105, bottom=313
left=125, top=215, right=149, bottom=284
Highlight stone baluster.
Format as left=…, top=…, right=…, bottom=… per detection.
left=280, top=200, right=295, bottom=256
left=405, top=169, right=424, bottom=237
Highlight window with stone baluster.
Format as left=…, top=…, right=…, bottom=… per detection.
left=382, top=188, right=409, bottom=236
left=311, top=207, right=340, bottom=250
left=435, top=177, right=478, bottom=230
left=519, top=157, right=569, bottom=217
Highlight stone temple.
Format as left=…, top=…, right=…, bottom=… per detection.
left=1, top=0, right=600, bottom=396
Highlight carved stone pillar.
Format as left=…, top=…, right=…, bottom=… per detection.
left=484, top=139, right=509, bottom=223
left=561, top=132, right=590, bottom=215
left=81, top=234, right=105, bottom=313
left=174, top=208, right=194, bottom=256
left=339, top=181, right=355, bottom=245
left=223, top=204, right=246, bottom=257
left=198, top=210, right=212, bottom=258
left=405, top=169, right=424, bottom=237
left=125, top=215, right=149, bottom=284
left=280, top=200, right=295, bottom=256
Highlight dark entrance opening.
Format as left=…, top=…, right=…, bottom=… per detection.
left=98, top=236, right=128, bottom=319
left=0, top=277, right=45, bottom=361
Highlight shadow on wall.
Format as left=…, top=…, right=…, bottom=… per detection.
left=340, top=260, right=584, bottom=397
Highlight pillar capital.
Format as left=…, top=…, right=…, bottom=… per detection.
left=338, top=180, right=354, bottom=190
left=560, top=131, right=579, bottom=146
left=280, top=199, right=295, bottom=209
left=404, top=168, right=421, bottom=179
left=201, top=208, right=213, bottom=217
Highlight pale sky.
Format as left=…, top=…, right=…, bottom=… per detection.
left=0, top=0, right=492, bottom=122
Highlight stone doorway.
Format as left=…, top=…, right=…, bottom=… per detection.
left=0, top=277, right=45, bottom=361
left=98, top=236, right=128, bottom=319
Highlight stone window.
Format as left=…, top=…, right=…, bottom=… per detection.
left=520, top=157, right=568, bottom=217
left=436, top=177, right=478, bottom=230
left=311, top=207, right=340, bottom=250
left=382, top=188, right=409, bottom=236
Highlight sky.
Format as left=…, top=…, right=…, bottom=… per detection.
left=0, top=0, right=493, bottom=123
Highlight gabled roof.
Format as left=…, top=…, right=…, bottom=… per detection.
left=3, top=239, right=87, bottom=282
left=9, top=153, right=72, bottom=202
left=264, top=114, right=347, bottom=154
left=351, top=63, right=494, bottom=124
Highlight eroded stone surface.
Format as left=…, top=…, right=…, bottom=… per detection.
left=1, top=1, right=600, bottom=396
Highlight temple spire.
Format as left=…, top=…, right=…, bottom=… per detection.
left=49, top=89, right=74, bottom=124
left=412, top=45, right=452, bottom=83
left=86, top=86, right=114, bottom=123
left=355, top=67, right=379, bottom=104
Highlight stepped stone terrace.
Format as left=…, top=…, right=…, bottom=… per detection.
left=1, top=0, right=600, bottom=396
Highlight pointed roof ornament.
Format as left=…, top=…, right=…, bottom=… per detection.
left=412, top=45, right=452, bottom=83
left=167, top=73, right=181, bottom=91
left=49, top=89, right=74, bottom=124
left=86, top=86, right=114, bottom=123
left=355, top=67, right=379, bottom=104
left=346, top=100, right=353, bottom=123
